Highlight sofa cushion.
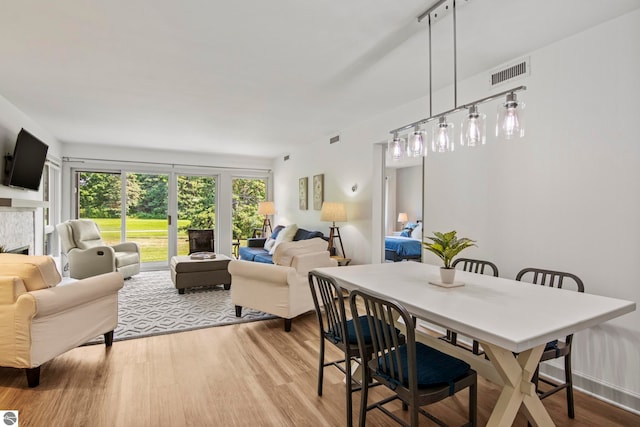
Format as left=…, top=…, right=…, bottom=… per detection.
left=239, top=246, right=267, bottom=262
left=264, top=238, right=276, bottom=251
left=0, top=254, right=61, bottom=291
left=253, top=253, right=274, bottom=264
left=293, top=228, right=324, bottom=241
left=269, top=224, right=298, bottom=255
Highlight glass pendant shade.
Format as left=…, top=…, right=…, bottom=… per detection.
left=496, top=93, right=525, bottom=140
left=432, top=117, right=454, bottom=152
left=389, top=134, right=406, bottom=160
left=407, top=127, right=426, bottom=157
left=461, top=105, right=486, bottom=147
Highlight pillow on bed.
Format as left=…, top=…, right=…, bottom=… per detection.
left=400, top=229, right=411, bottom=237
left=410, top=223, right=422, bottom=239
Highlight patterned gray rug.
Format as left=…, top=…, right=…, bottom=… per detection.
left=87, top=270, right=276, bottom=344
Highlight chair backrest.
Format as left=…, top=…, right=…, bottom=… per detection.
left=308, top=271, right=349, bottom=346
left=56, top=219, right=105, bottom=253
left=188, top=229, right=214, bottom=253
left=515, top=267, right=584, bottom=292
left=452, top=258, right=499, bottom=277
left=349, top=289, right=415, bottom=390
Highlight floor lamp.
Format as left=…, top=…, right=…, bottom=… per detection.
left=257, top=201, right=275, bottom=236
left=320, top=202, right=347, bottom=258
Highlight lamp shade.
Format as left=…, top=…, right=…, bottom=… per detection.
left=397, top=212, right=408, bottom=223
left=320, top=202, right=347, bottom=222
left=257, top=201, right=275, bottom=215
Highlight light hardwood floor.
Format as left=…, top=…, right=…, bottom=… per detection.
left=1, top=313, right=639, bottom=426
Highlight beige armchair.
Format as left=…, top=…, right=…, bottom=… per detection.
left=57, top=219, right=140, bottom=279
left=228, top=238, right=338, bottom=332
left=0, top=254, right=123, bottom=387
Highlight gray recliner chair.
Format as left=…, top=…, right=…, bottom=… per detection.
left=57, top=219, right=140, bottom=279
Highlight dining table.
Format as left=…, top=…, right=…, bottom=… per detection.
left=314, top=261, right=636, bottom=427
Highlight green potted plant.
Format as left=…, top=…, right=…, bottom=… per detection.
left=422, top=230, right=476, bottom=284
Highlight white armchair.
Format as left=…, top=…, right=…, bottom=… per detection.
left=0, top=254, right=124, bottom=387
left=229, top=238, right=338, bottom=332
left=57, top=219, right=140, bottom=279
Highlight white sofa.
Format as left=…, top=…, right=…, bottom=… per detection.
left=229, top=238, right=338, bottom=331
left=0, top=254, right=124, bottom=387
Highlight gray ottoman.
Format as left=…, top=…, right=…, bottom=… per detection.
left=170, top=254, right=232, bottom=294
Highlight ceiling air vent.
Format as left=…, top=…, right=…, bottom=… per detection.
left=490, top=57, right=530, bottom=88
left=329, top=135, right=340, bottom=144
left=283, top=154, right=290, bottom=161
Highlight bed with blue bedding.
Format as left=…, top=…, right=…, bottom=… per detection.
left=385, top=236, right=422, bottom=261
left=384, top=221, right=422, bottom=262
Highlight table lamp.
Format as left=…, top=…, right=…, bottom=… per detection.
left=397, top=212, right=408, bottom=229
left=320, top=202, right=347, bottom=258
left=257, top=201, right=275, bottom=236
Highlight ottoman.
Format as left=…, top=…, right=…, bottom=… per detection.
left=170, top=254, right=232, bottom=294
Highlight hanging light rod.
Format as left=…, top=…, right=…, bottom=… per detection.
left=417, top=0, right=450, bottom=22
left=389, top=85, right=526, bottom=136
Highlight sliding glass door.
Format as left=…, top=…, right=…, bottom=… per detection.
left=75, top=170, right=218, bottom=267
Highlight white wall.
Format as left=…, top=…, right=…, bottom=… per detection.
left=396, top=165, right=422, bottom=225
left=0, top=94, right=62, bottom=254
left=274, top=9, right=640, bottom=411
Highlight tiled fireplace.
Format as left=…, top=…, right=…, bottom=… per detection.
left=0, top=209, right=35, bottom=254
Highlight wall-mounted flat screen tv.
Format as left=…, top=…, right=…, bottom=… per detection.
left=5, top=129, right=49, bottom=191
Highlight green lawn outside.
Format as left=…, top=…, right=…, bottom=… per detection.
left=90, top=218, right=247, bottom=262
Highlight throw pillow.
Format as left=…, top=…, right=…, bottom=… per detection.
left=410, top=223, right=422, bottom=239
left=269, top=224, right=298, bottom=255
left=264, top=238, right=276, bottom=251
left=400, top=229, right=411, bottom=237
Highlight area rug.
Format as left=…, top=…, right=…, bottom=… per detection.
left=86, top=270, right=276, bottom=344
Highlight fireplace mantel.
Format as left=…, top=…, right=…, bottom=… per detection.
left=0, top=198, right=49, bottom=208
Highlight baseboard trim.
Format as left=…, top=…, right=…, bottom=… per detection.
left=541, top=364, right=640, bottom=415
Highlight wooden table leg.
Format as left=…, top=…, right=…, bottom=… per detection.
left=482, top=342, right=554, bottom=427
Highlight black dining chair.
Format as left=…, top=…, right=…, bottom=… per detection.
left=446, top=258, right=500, bottom=355
left=349, top=288, right=477, bottom=427
left=516, top=267, right=585, bottom=420
left=308, top=271, right=381, bottom=427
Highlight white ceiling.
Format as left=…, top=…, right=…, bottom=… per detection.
left=1, top=1, right=638, bottom=158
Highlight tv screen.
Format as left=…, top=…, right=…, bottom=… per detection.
left=6, top=129, right=49, bottom=191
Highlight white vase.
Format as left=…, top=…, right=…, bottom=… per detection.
left=440, top=267, right=456, bottom=284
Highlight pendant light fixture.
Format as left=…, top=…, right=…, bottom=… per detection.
left=461, top=105, right=486, bottom=147
left=496, top=92, right=525, bottom=139
left=388, top=0, right=527, bottom=158
left=433, top=117, right=454, bottom=152
left=389, top=133, right=406, bottom=160
left=407, top=126, right=426, bottom=157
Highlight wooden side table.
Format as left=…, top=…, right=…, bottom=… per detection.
left=331, top=256, right=352, bottom=266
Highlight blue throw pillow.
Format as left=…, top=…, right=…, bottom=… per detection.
left=400, top=230, right=411, bottom=237
left=270, top=225, right=285, bottom=240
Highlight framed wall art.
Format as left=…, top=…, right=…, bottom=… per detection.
left=313, top=174, right=324, bottom=210
left=299, top=177, right=308, bottom=210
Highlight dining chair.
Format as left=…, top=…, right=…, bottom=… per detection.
left=447, top=258, right=499, bottom=355
left=349, top=288, right=477, bottom=427
left=308, top=271, right=380, bottom=427
left=516, top=267, right=585, bottom=420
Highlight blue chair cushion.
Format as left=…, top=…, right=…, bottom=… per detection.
left=329, top=316, right=400, bottom=345
left=377, top=342, right=471, bottom=394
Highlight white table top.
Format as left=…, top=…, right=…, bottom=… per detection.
left=314, top=262, right=636, bottom=353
